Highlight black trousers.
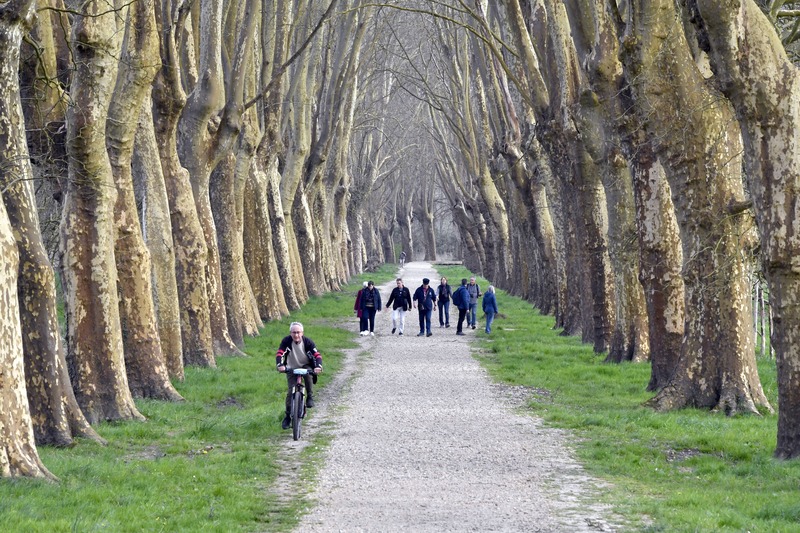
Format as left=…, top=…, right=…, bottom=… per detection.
left=285, top=372, right=313, bottom=415
left=456, top=308, right=467, bottom=333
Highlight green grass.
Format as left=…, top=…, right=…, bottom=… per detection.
left=0, top=265, right=396, bottom=533
left=5, top=262, right=796, bottom=532
left=437, top=265, right=799, bottom=533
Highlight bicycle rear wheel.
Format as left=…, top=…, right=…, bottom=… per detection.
left=292, top=390, right=304, bottom=440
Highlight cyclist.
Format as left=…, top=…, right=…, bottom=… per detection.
left=276, top=322, right=322, bottom=430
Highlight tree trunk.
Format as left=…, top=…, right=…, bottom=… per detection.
left=627, top=0, right=769, bottom=415
left=152, top=0, right=215, bottom=368
left=630, top=148, right=685, bottom=390
left=133, top=96, right=184, bottom=381
left=1, top=0, right=100, bottom=452
left=0, top=190, right=55, bottom=480
left=61, top=0, right=144, bottom=424
left=108, top=0, right=183, bottom=401
left=244, top=154, right=288, bottom=320
left=692, top=0, right=800, bottom=454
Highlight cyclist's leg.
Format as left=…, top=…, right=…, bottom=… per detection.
left=304, top=373, right=313, bottom=405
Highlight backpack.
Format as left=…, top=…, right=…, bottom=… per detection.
left=453, top=286, right=466, bottom=309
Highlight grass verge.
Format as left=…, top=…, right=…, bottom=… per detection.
left=0, top=266, right=395, bottom=533
left=436, top=265, right=797, bottom=533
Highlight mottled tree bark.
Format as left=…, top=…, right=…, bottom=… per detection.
left=152, top=0, right=215, bottom=367
left=626, top=0, right=768, bottom=415
left=108, top=0, right=183, bottom=401
left=693, top=0, right=800, bottom=454
left=133, top=97, right=184, bottom=381
left=1, top=0, right=100, bottom=455
left=61, top=0, right=144, bottom=424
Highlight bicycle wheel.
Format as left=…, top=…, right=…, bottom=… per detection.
left=292, top=390, right=304, bottom=440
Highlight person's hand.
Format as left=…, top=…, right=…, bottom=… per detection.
left=277, top=365, right=286, bottom=373
left=314, top=366, right=322, bottom=374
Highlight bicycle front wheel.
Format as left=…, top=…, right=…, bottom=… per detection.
left=292, top=390, right=304, bottom=440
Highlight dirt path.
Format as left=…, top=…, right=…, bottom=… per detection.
left=274, top=262, right=622, bottom=532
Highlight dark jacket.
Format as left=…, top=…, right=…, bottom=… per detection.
left=359, top=287, right=382, bottom=311
left=386, top=286, right=412, bottom=311
left=452, top=285, right=469, bottom=310
left=437, top=283, right=452, bottom=302
left=413, top=285, right=437, bottom=311
left=275, top=336, right=322, bottom=368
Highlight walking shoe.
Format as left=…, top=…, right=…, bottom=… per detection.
left=281, top=416, right=291, bottom=430
left=360, top=331, right=367, bottom=336
left=370, top=332, right=374, bottom=336
left=417, top=332, right=424, bottom=336
left=439, top=324, right=444, bottom=328
left=445, top=324, right=450, bottom=328
left=457, top=331, right=465, bottom=336
left=306, top=397, right=315, bottom=408
left=398, top=332, right=403, bottom=336
left=392, top=327, right=396, bottom=334
left=472, top=325, right=476, bottom=330
left=426, top=332, right=432, bottom=337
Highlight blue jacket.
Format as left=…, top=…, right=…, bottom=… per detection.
left=482, top=292, right=498, bottom=314
left=413, top=285, right=436, bottom=311
left=452, top=285, right=469, bottom=310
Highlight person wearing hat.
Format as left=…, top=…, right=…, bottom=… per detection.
left=412, top=278, right=437, bottom=337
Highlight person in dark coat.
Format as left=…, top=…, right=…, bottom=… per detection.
left=385, top=278, right=412, bottom=335
left=452, top=278, right=469, bottom=335
left=354, top=281, right=368, bottom=335
left=437, top=277, right=452, bottom=328
left=413, top=278, right=437, bottom=337
left=359, top=280, right=382, bottom=336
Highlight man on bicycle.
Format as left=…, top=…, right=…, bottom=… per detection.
left=276, top=322, right=322, bottom=430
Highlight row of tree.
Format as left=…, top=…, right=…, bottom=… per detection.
left=1, top=0, right=799, bottom=480
left=404, top=0, right=800, bottom=460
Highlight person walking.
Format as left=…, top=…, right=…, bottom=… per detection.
left=359, top=280, right=382, bottom=336
left=354, top=281, right=368, bottom=335
left=452, top=278, right=469, bottom=336
left=385, top=278, right=412, bottom=335
left=399, top=251, right=406, bottom=268
left=482, top=285, right=499, bottom=334
left=413, top=278, right=437, bottom=337
left=467, top=276, right=482, bottom=330
left=275, top=322, right=322, bottom=430
left=436, top=277, right=452, bottom=328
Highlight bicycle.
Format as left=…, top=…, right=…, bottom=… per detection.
left=283, top=367, right=311, bottom=440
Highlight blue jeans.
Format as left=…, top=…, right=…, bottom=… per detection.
left=439, top=300, right=450, bottom=326
left=468, top=303, right=478, bottom=327
left=485, top=312, right=495, bottom=333
left=418, top=308, right=432, bottom=334
left=364, top=307, right=377, bottom=332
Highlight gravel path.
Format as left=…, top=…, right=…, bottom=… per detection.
left=279, top=263, right=622, bottom=532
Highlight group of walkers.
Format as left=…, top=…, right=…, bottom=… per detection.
left=354, top=275, right=499, bottom=337
left=274, top=273, right=499, bottom=430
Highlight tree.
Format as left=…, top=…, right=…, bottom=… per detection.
left=61, top=0, right=144, bottom=424
left=692, top=0, right=800, bottom=455
left=0, top=0, right=93, bottom=473
left=109, top=0, right=183, bottom=400
left=625, top=0, right=769, bottom=414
